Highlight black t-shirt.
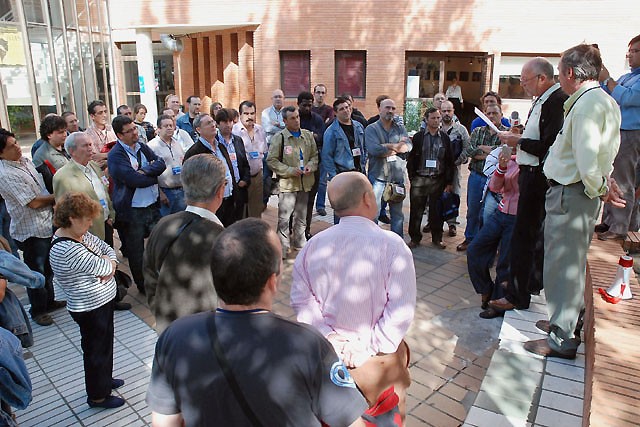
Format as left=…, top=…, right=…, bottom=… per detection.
left=147, top=311, right=367, bottom=427
left=339, top=122, right=361, bottom=172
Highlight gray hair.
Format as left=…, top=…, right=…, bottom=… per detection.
left=281, top=105, right=297, bottom=120
left=527, top=57, right=555, bottom=80
left=561, top=44, right=602, bottom=82
left=193, top=113, right=209, bottom=130
left=181, top=154, right=227, bottom=204
left=64, top=131, right=86, bottom=153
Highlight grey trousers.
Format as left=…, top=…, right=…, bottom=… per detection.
left=247, top=170, right=264, bottom=218
left=277, top=191, right=309, bottom=256
left=544, top=183, right=600, bottom=353
left=603, top=129, right=640, bottom=234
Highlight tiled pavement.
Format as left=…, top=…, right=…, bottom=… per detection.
left=12, top=168, right=584, bottom=427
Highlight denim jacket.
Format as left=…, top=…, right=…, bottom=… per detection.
left=0, top=251, right=45, bottom=348
left=321, top=119, right=367, bottom=180
left=0, top=326, right=32, bottom=418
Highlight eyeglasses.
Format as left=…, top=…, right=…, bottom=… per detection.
left=520, top=74, right=541, bottom=84
left=121, top=128, right=137, bottom=134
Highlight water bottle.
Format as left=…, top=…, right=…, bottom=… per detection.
left=299, top=149, right=304, bottom=171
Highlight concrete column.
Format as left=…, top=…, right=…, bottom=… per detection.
left=135, top=30, right=158, bottom=124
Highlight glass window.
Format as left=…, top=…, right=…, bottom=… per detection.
left=335, top=51, right=366, bottom=98
left=62, top=0, right=76, bottom=29
left=498, top=55, right=560, bottom=99
left=48, top=0, right=64, bottom=28
left=27, top=25, right=57, bottom=117
left=0, top=22, right=36, bottom=139
left=0, top=0, right=17, bottom=22
left=24, top=0, right=45, bottom=23
left=66, top=29, right=88, bottom=127
left=79, top=30, right=97, bottom=102
left=279, top=50, right=310, bottom=98
left=51, top=27, right=73, bottom=112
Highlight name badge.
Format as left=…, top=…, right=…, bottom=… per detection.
left=352, top=147, right=361, bottom=157
left=425, top=160, right=437, bottom=168
left=172, top=166, right=182, bottom=175
left=387, top=155, right=398, bottom=162
left=395, top=185, right=405, bottom=195
left=99, top=199, right=107, bottom=209
left=284, top=146, right=293, bottom=155
left=249, top=151, right=260, bottom=159
left=229, top=153, right=237, bottom=162
left=100, top=176, right=109, bottom=186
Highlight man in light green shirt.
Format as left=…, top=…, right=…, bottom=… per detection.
left=525, top=44, right=621, bottom=359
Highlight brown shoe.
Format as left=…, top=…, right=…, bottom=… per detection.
left=488, top=298, right=516, bottom=311
left=456, top=239, right=470, bottom=251
left=448, top=225, right=457, bottom=237
left=432, top=241, right=446, bottom=250
left=523, top=338, right=576, bottom=359
left=33, top=313, right=54, bottom=326
left=535, top=319, right=550, bottom=334
left=597, top=231, right=626, bottom=241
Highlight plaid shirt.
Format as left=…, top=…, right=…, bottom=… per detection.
left=0, top=158, right=53, bottom=241
left=465, top=124, right=506, bottom=174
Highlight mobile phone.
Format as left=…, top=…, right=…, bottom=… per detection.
left=501, top=144, right=511, bottom=158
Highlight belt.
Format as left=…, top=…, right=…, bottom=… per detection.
left=519, top=165, right=542, bottom=173
left=416, top=173, right=442, bottom=179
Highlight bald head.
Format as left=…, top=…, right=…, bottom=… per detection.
left=328, top=172, right=377, bottom=219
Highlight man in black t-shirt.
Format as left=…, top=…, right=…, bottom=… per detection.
left=147, top=218, right=368, bottom=427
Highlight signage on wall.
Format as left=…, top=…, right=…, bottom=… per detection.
left=139, top=76, right=145, bottom=94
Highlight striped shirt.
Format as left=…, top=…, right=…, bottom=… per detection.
left=50, top=232, right=117, bottom=312
left=291, top=216, right=416, bottom=355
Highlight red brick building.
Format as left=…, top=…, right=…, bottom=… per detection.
left=109, top=0, right=639, bottom=127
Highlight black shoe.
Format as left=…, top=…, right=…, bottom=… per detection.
left=305, top=231, right=313, bottom=240
left=479, top=307, right=504, bottom=319
left=448, top=225, right=457, bottom=237
left=594, top=223, right=610, bottom=233
left=87, top=395, right=125, bottom=408
left=114, top=301, right=131, bottom=311
left=378, top=214, right=391, bottom=224
left=48, top=300, right=67, bottom=312
left=111, top=378, right=125, bottom=389
left=422, top=224, right=431, bottom=233
left=317, top=208, right=327, bottom=216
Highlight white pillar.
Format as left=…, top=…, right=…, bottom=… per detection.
left=135, top=30, right=158, bottom=125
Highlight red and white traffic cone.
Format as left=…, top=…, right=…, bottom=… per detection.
left=599, top=255, right=634, bottom=304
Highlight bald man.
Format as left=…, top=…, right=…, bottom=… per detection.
left=291, top=172, right=416, bottom=422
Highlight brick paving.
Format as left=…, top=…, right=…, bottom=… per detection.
left=12, top=170, right=506, bottom=426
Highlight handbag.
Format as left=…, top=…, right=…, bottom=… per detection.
left=437, top=192, right=460, bottom=221
left=382, top=161, right=405, bottom=203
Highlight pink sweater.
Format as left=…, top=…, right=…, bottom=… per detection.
left=489, top=155, right=520, bottom=215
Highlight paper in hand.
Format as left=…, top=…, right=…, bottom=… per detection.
left=474, top=107, right=500, bottom=133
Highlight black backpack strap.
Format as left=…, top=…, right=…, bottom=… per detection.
left=206, top=314, right=264, bottom=427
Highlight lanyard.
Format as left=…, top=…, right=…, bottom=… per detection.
left=8, top=161, right=41, bottom=186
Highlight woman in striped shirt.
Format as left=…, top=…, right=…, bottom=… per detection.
left=49, top=192, right=126, bottom=409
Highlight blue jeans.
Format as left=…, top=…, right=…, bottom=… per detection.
left=0, top=200, right=18, bottom=256
left=481, top=191, right=500, bottom=228
left=315, top=162, right=328, bottom=210
left=466, top=210, right=516, bottom=298
left=159, top=187, right=186, bottom=217
left=464, top=170, right=487, bottom=241
left=372, top=179, right=404, bottom=237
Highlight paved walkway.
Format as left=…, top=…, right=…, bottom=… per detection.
left=13, top=183, right=507, bottom=426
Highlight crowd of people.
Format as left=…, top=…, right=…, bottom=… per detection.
left=0, top=36, right=637, bottom=424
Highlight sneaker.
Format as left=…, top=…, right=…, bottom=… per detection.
left=87, top=395, right=126, bottom=408
left=33, top=313, right=54, bottom=326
